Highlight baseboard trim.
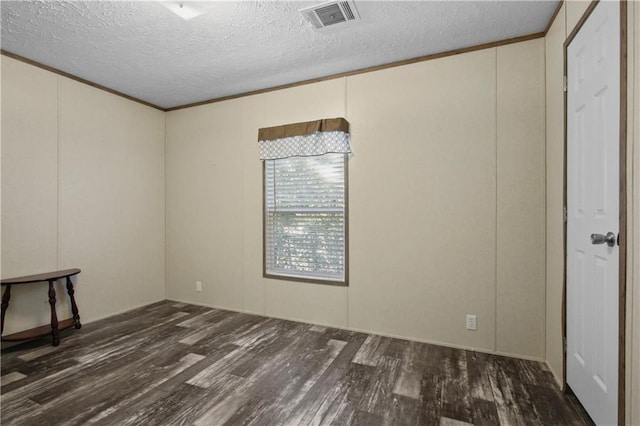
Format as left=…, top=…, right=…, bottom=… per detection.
left=165, top=297, right=545, bottom=363
left=546, top=360, right=564, bottom=387
left=74, top=298, right=167, bottom=326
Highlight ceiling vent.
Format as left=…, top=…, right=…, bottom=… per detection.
left=300, top=1, right=360, bottom=32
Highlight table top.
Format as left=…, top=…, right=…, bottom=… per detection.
left=1, top=268, right=81, bottom=285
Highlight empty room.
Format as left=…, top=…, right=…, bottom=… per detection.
left=1, top=0, right=639, bottom=424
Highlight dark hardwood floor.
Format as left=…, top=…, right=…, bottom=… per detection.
left=1, top=301, right=592, bottom=425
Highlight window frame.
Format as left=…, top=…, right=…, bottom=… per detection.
left=262, top=153, right=349, bottom=286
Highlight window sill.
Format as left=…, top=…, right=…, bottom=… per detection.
left=263, top=272, right=348, bottom=287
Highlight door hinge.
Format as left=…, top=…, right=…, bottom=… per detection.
left=564, top=337, right=567, bottom=353
left=563, top=75, right=568, bottom=92
left=563, top=206, right=568, bottom=223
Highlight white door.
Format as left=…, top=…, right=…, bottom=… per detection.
left=566, top=1, right=620, bottom=425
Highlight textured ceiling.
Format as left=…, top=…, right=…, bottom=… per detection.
left=1, top=1, right=559, bottom=109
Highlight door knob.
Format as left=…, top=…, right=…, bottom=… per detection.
left=590, top=232, right=616, bottom=247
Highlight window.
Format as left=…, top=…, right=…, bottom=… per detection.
left=264, top=154, right=347, bottom=284
left=259, top=118, right=350, bottom=285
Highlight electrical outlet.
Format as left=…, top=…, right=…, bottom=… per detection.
left=196, top=281, right=202, bottom=292
left=466, top=314, right=477, bottom=331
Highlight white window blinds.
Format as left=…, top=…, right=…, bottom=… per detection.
left=264, top=153, right=347, bottom=283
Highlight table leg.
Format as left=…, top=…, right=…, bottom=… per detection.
left=1, top=284, right=11, bottom=336
left=66, top=277, right=81, bottom=329
left=48, top=280, right=60, bottom=346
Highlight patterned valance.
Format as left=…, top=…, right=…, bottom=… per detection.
left=258, top=118, right=350, bottom=160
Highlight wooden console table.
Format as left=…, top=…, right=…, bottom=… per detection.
left=1, top=268, right=81, bottom=346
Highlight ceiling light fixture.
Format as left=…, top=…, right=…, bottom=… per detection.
left=161, top=1, right=203, bottom=21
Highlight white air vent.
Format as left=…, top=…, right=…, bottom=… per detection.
left=300, top=1, right=360, bottom=32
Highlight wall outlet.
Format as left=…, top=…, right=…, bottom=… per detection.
left=466, top=314, right=477, bottom=331
left=195, top=281, right=202, bottom=292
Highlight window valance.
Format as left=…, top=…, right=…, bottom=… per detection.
left=258, top=117, right=350, bottom=160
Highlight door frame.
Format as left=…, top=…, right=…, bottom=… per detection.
left=562, top=1, right=628, bottom=424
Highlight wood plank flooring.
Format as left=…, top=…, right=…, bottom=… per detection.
left=1, top=301, right=593, bottom=425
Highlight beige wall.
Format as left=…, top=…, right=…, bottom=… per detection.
left=496, top=40, right=546, bottom=358
left=2, top=37, right=546, bottom=360
left=1, top=56, right=165, bottom=335
left=1, top=57, right=61, bottom=332
left=545, top=2, right=567, bottom=385
left=566, top=0, right=592, bottom=39
left=166, top=39, right=546, bottom=359
left=166, top=79, right=350, bottom=327
left=346, top=50, right=498, bottom=351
